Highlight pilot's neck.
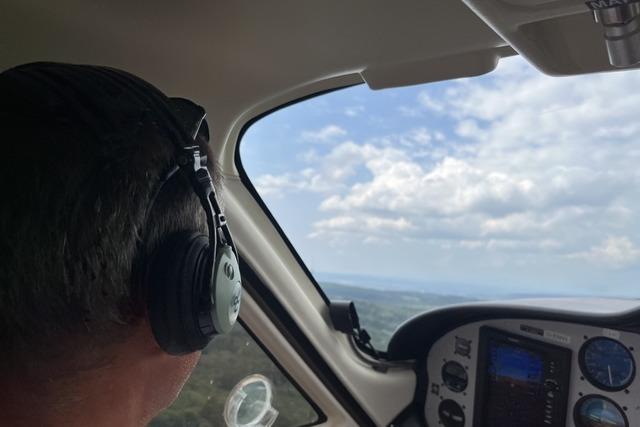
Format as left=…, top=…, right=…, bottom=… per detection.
left=0, top=320, right=200, bottom=427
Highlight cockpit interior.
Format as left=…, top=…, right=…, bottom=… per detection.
left=4, top=1, right=640, bottom=426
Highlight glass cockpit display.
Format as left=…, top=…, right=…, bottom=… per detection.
left=484, top=341, right=545, bottom=427
left=473, top=327, right=571, bottom=427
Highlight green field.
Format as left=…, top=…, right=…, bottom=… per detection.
left=151, top=282, right=472, bottom=426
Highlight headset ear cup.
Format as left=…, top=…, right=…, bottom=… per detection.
left=212, top=245, right=242, bottom=334
left=147, top=231, right=212, bottom=355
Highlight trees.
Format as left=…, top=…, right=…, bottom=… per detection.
left=150, top=325, right=317, bottom=427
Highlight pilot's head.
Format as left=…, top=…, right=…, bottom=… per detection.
left=0, top=62, right=220, bottom=426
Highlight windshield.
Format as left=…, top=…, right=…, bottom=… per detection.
left=240, top=56, right=640, bottom=350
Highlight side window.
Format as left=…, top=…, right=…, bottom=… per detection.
left=151, top=325, right=320, bottom=427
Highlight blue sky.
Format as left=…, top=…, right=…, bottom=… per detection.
left=240, top=56, right=640, bottom=298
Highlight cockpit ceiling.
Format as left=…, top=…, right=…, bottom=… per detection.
left=1, top=1, right=507, bottom=117
left=0, top=0, right=626, bottom=131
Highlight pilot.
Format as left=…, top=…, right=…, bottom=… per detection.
left=0, top=62, right=232, bottom=426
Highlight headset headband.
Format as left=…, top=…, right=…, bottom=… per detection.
left=150, top=98, right=238, bottom=281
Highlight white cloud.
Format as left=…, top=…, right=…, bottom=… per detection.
left=252, top=141, right=405, bottom=197
left=299, top=57, right=640, bottom=262
left=455, top=120, right=482, bottom=138
left=418, top=91, right=445, bottom=113
left=459, top=238, right=561, bottom=251
left=410, top=128, right=432, bottom=145
left=319, top=156, right=540, bottom=216
left=301, top=125, right=347, bottom=142
left=310, top=215, right=413, bottom=238
left=365, top=127, right=449, bottom=152
left=255, top=57, right=640, bottom=273
left=397, top=105, right=422, bottom=117
left=344, top=106, right=365, bottom=117
left=254, top=173, right=297, bottom=197
left=570, top=237, right=640, bottom=269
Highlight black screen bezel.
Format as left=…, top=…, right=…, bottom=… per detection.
left=472, top=326, right=572, bottom=427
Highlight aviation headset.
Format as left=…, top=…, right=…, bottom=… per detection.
left=1, top=62, right=241, bottom=355
left=143, top=97, right=242, bottom=355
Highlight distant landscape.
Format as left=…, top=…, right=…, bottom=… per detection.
left=151, top=281, right=474, bottom=426
left=321, top=282, right=475, bottom=349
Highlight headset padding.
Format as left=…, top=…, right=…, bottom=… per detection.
left=148, top=231, right=212, bottom=355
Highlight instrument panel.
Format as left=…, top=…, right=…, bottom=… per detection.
left=424, top=319, right=640, bottom=427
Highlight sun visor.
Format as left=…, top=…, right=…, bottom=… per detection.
left=463, top=0, right=640, bottom=74
left=361, top=46, right=517, bottom=90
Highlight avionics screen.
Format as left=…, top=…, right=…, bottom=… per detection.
left=484, top=339, right=545, bottom=426
left=474, top=327, right=571, bottom=427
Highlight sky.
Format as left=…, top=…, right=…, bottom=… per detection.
left=240, top=56, right=640, bottom=298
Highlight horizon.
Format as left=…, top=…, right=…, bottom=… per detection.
left=314, top=270, right=639, bottom=300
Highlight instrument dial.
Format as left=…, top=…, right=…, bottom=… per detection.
left=442, top=361, right=468, bottom=393
left=579, top=337, right=635, bottom=391
left=438, top=399, right=465, bottom=427
left=574, top=395, right=628, bottom=427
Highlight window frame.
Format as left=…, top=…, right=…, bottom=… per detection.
left=239, top=258, right=376, bottom=426
left=234, top=86, right=383, bottom=426
left=238, top=317, right=326, bottom=427
left=233, top=85, right=385, bottom=357
left=234, top=87, right=354, bottom=308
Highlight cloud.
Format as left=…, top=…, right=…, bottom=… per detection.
left=316, top=154, right=629, bottom=220
left=459, top=238, right=561, bottom=251
left=397, top=105, right=422, bottom=117
left=418, top=91, right=445, bottom=113
left=319, top=156, right=533, bottom=216
left=252, top=141, right=387, bottom=197
left=410, top=128, right=432, bottom=145
left=455, top=120, right=482, bottom=138
left=569, top=237, right=640, bottom=269
left=301, top=125, right=347, bottom=142
left=254, top=173, right=304, bottom=197
left=344, top=106, right=365, bottom=117
left=310, top=215, right=413, bottom=238
left=253, top=56, right=640, bottom=268
left=298, top=57, right=640, bottom=259
left=365, top=127, right=449, bottom=153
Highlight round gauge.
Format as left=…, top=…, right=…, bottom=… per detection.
left=442, top=361, right=468, bottom=393
left=438, top=399, right=465, bottom=427
left=574, top=395, right=628, bottom=427
left=579, top=337, right=635, bottom=391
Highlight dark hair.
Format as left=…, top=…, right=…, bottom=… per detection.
left=0, top=62, right=218, bottom=363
